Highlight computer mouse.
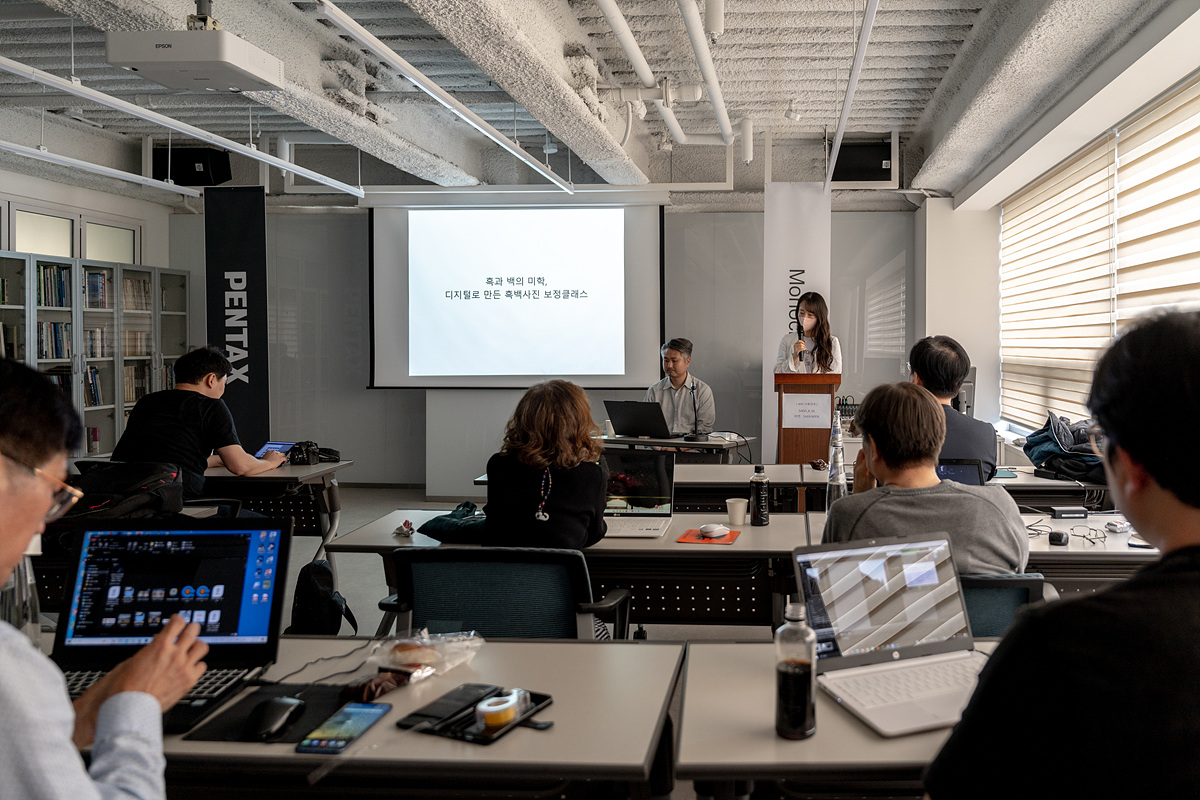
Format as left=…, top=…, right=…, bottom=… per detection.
left=1049, top=530, right=1069, bottom=546
left=245, top=696, right=306, bottom=741
left=698, top=523, right=730, bottom=539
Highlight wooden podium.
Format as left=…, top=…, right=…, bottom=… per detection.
left=775, top=373, right=841, bottom=464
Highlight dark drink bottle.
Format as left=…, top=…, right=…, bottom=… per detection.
left=750, top=465, right=770, bottom=526
left=775, top=602, right=816, bottom=739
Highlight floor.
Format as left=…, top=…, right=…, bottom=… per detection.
left=280, top=487, right=778, bottom=800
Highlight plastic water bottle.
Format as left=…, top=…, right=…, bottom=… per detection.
left=750, top=465, right=770, bottom=526
left=827, top=410, right=848, bottom=509
left=775, top=602, right=817, bottom=739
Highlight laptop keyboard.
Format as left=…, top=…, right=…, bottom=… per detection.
left=606, top=517, right=670, bottom=535
left=825, top=655, right=985, bottom=709
left=64, top=667, right=248, bottom=702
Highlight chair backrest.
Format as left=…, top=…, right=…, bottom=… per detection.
left=388, top=547, right=596, bottom=639
left=960, top=573, right=1047, bottom=637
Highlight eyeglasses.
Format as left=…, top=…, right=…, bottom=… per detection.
left=0, top=452, right=83, bottom=522
left=1086, top=423, right=1107, bottom=459
left=1071, top=524, right=1108, bottom=545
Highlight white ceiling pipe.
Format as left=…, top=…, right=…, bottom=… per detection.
left=318, top=0, right=572, bottom=194
left=676, top=0, right=735, bottom=145
left=0, top=53, right=364, bottom=198
left=0, top=137, right=202, bottom=198
left=592, top=0, right=689, bottom=144
left=824, top=0, right=881, bottom=192
left=601, top=82, right=705, bottom=105
left=705, top=0, right=725, bottom=42
left=741, top=118, right=753, bottom=163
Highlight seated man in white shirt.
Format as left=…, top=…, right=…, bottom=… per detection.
left=643, top=337, right=716, bottom=438
left=0, top=359, right=209, bottom=798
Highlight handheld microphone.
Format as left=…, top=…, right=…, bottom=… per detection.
left=683, top=382, right=709, bottom=442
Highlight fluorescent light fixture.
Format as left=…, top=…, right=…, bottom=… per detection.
left=316, top=0, right=574, bottom=194
left=0, top=53, right=365, bottom=198
left=0, top=138, right=203, bottom=198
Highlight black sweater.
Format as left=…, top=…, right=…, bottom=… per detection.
left=482, top=452, right=608, bottom=549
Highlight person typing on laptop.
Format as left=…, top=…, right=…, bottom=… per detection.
left=925, top=311, right=1200, bottom=799
left=0, top=359, right=208, bottom=798
left=484, top=380, right=608, bottom=549
left=907, top=336, right=998, bottom=481
left=823, top=381, right=1027, bottom=575
left=113, top=345, right=285, bottom=499
left=644, top=338, right=715, bottom=437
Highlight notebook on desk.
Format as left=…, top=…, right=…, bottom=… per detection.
left=51, top=519, right=293, bottom=733
left=604, top=401, right=674, bottom=439
left=602, top=450, right=674, bottom=537
left=793, top=536, right=988, bottom=737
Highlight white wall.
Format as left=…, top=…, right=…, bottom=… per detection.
left=914, top=198, right=1002, bottom=422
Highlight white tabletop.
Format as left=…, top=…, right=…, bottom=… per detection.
left=204, top=460, right=354, bottom=482
left=327, top=509, right=813, bottom=559
left=600, top=434, right=755, bottom=450
left=676, top=642, right=994, bottom=780
left=167, top=637, right=683, bottom=781
left=675, top=463, right=804, bottom=486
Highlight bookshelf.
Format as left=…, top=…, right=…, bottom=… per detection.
left=0, top=251, right=189, bottom=457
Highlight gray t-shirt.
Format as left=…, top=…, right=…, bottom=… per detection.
left=822, top=481, right=1029, bottom=575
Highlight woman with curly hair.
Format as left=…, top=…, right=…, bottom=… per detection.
left=483, top=380, right=608, bottom=549
left=774, top=291, right=842, bottom=374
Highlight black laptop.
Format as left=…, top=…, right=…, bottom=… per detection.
left=936, top=459, right=986, bottom=485
left=51, top=519, right=292, bottom=733
left=604, top=400, right=674, bottom=438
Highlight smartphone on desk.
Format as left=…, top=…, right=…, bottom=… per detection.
left=295, top=702, right=391, bottom=754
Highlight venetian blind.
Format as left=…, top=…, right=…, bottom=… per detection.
left=999, top=139, right=1116, bottom=429
left=865, top=264, right=906, bottom=357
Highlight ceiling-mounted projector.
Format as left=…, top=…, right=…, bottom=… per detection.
left=106, top=30, right=284, bottom=92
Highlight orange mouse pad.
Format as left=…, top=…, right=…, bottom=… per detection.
left=676, top=528, right=741, bottom=544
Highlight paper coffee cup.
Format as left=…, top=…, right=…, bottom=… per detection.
left=726, top=498, right=748, bottom=527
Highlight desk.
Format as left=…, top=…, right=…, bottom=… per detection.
left=327, top=510, right=812, bottom=631
left=165, top=637, right=683, bottom=797
left=988, top=465, right=1108, bottom=511
left=203, top=461, right=354, bottom=560
left=673, top=463, right=805, bottom=513
left=676, top=642, right=995, bottom=792
left=600, top=434, right=756, bottom=464
left=806, top=510, right=1156, bottom=595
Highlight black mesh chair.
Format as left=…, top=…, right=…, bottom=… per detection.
left=960, top=573, right=1059, bottom=637
left=378, top=547, right=631, bottom=639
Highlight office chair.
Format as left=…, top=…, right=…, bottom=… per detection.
left=960, top=573, right=1060, bottom=637
left=378, top=547, right=632, bottom=640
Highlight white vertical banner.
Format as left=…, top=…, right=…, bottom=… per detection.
left=762, top=183, right=832, bottom=463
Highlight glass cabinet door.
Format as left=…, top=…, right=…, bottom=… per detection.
left=0, top=252, right=29, bottom=362
left=119, top=266, right=154, bottom=430
left=157, top=269, right=189, bottom=389
left=81, top=261, right=118, bottom=455
left=34, top=256, right=77, bottom=405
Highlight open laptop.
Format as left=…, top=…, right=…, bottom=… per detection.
left=604, top=400, right=675, bottom=438
left=602, top=450, right=675, bottom=537
left=792, top=536, right=988, bottom=737
left=254, top=441, right=295, bottom=458
left=51, top=518, right=293, bottom=733
left=937, top=458, right=985, bottom=486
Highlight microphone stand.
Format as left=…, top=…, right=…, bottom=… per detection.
left=683, top=381, right=709, bottom=442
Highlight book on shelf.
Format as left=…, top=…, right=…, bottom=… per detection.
left=84, top=365, right=103, bottom=407
left=123, top=364, right=150, bottom=404
left=86, top=271, right=109, bottom=309
left=86, top=426, right=102, bottom=455
left=37, top=321, right=72, bottom=359
left=37, top=263, right=72, bottom=308
left=122, top=276, right=152, bottom=311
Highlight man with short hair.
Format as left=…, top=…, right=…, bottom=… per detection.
left=0, top=359, right=208, bottom=797
left=644, top=337, right=716, bottom=437
left=908, top=336, right=998, bottom=480
left=823, top=381, right=1027, bottom=575
left=925, top=311, right=1200, bottom=798
left=114, top=345, right=285, bottom=498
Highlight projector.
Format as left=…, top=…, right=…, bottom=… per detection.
left=106, top=30, right=284, bottom=93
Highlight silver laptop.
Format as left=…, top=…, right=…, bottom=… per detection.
left=602, top=450, right=674, bottom=537
left=793, top=536, right=988, bottom=737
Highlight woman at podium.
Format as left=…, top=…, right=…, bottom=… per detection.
left=774, top=291, right=842, bottom=374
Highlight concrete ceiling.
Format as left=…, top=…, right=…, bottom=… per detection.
left=0, top=0, right=1182, bottom=211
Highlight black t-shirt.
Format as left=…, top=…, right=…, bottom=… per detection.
left=482, top=452, right=608, bottom=550
left=925, top=545, right=1200, bottom=799
left=112, top=389, right=240, bottom=497
left=940, top=404, right=998, bottom=481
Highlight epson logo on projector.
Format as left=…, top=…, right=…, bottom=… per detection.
left=155, top=43, right=172, bottom=48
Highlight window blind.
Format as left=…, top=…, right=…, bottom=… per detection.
left=865, top=263, right=906, bottom=358
left=999, top=139, right=1116, bottom=429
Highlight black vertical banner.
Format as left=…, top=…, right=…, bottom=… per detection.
left=204, top=186, right=269, bottom=448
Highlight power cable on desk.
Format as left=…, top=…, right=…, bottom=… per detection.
left=253, top=638, right=377, bottom=688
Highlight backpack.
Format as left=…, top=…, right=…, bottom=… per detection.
left=285, top=559, right=358, bottom=635
left=65, top=461, right=185, bottom=519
